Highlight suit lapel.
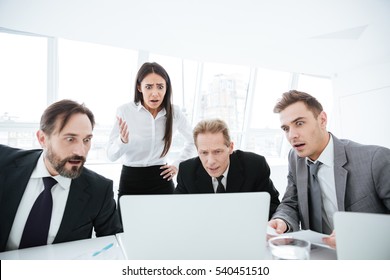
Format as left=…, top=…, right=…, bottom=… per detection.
left=195, top=165, right=214, bottom=193
left=0, top=151, right=41, bottom=249
left=226, top=152, right=244, bottom=192
left=332, top=135, right=348, bottom=211
left=54, top=175, right=91, bottom=242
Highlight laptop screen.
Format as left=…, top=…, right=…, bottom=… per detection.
left=334, top=212, right=390, bottom=260
left=119, top=192, right=270, bottom=260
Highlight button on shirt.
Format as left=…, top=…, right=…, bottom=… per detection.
left=6, top=153, right=71, bottom=251
left=306, top=135, right=338, bottom=230
left=106, top=102, right=195, bottom=168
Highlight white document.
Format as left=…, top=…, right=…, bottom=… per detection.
left=267, top=226, right=333, bottom=249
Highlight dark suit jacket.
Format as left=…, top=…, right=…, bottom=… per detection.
left=174, top=150, right=280, bottom=218
left=0, top=144, right=122, bottom=252
left=272, top=134, right=390, bottom=232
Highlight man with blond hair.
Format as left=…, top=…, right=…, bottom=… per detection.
left=174, top=118, right=280, bottom=218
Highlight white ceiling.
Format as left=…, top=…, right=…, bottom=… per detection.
left=0, top=0, right=389, bottom=76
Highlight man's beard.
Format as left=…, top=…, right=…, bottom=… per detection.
left=45, top=147, right=86, bottom=179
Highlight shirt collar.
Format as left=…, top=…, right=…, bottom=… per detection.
left=136, top=102, right=166, bottom=117
left=306, top=133, right=334, bottom=167
left=212, top=164, right=230, bottom=183
left=136, top=102, right=144, bottom=111
left=30, top=153, right=72, bottom=190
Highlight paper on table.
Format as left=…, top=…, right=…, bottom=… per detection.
left=267, top=226, right=333, bottom=249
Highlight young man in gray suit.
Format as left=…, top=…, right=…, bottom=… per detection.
left=268, top=90, right=390, bottom=248
left=174, top=119, right=280, bottom=218
left=0, top=100, right=122, bottom=252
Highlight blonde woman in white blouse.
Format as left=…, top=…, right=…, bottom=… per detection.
left=107, top=62, right=195, bottom=198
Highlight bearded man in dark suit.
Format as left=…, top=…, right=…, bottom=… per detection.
left=0, top=99, right=122, bottom=252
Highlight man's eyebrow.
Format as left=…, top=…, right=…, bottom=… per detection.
left=62, top=133, right=93, bottom=138
left=280, top=117, right=305, bottom=129
left=290, top=117, right=306, bottom=124
left=294, top=116, right=305, bottom=121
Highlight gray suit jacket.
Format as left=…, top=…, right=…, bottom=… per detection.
left=272, top=134, right=390, bottom=232
left=0, top=145, right=122, bottom=252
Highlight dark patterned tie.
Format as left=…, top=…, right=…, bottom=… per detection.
left=19, top=177, right=57, bottom=249
left=216, top=175, right=225, bottom=193
left=307, top=161, right=323, bottom=233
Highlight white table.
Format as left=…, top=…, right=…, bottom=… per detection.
left=0, top=235, right=125, bottom=260
left=0, top=234, right=336, bottom=260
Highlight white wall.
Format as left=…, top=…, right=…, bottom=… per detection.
left=333, top=60, right=390, bottom=148
left=1, top=0, right=389, bottom=78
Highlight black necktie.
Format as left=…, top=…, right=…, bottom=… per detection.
left=307, top=161, right=323, bottom=233
left=19, top=177, right=57, bottom=249
left=216, top=175, right=225, bottom=193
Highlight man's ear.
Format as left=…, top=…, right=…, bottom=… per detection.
left=319, top=111, right=328, bottom=128
left=229, top=141, right=234, bottom=154
left=36, top=130, right=47, bottom=148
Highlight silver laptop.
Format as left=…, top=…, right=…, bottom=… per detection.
left=119, top=192, right=270, bottom=259
left=334, top=212, right=390, bottom=260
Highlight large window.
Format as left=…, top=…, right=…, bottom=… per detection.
left=0, top=32, right=48, bottom=123
left=57, top=39, right=138, bottom=166
left=196, top=62, right=251, bottom=148
left=245, top=68, right=292, bottom=159
left=0, top=31, right=47, bottom=149
left=0, top=30, right=333, bottom=193
left=58, top=39, right=138, bottom=126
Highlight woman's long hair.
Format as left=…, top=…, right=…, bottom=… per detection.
left=134, top=62, right=173, bottom=157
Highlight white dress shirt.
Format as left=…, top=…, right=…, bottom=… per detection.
left=211, top=166, right=230, bottom=193
left=306, top=135, right=338, bottom=230
left=107, top=102, right=195, bottom=168
left=6, top=153, right=71, bottom=251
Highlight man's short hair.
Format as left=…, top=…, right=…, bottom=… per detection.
left=273, top=90, right=323, bottom=118
left=40, top=99, right=95, bottom=135
left=193, top=119, right=231, bottom=147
